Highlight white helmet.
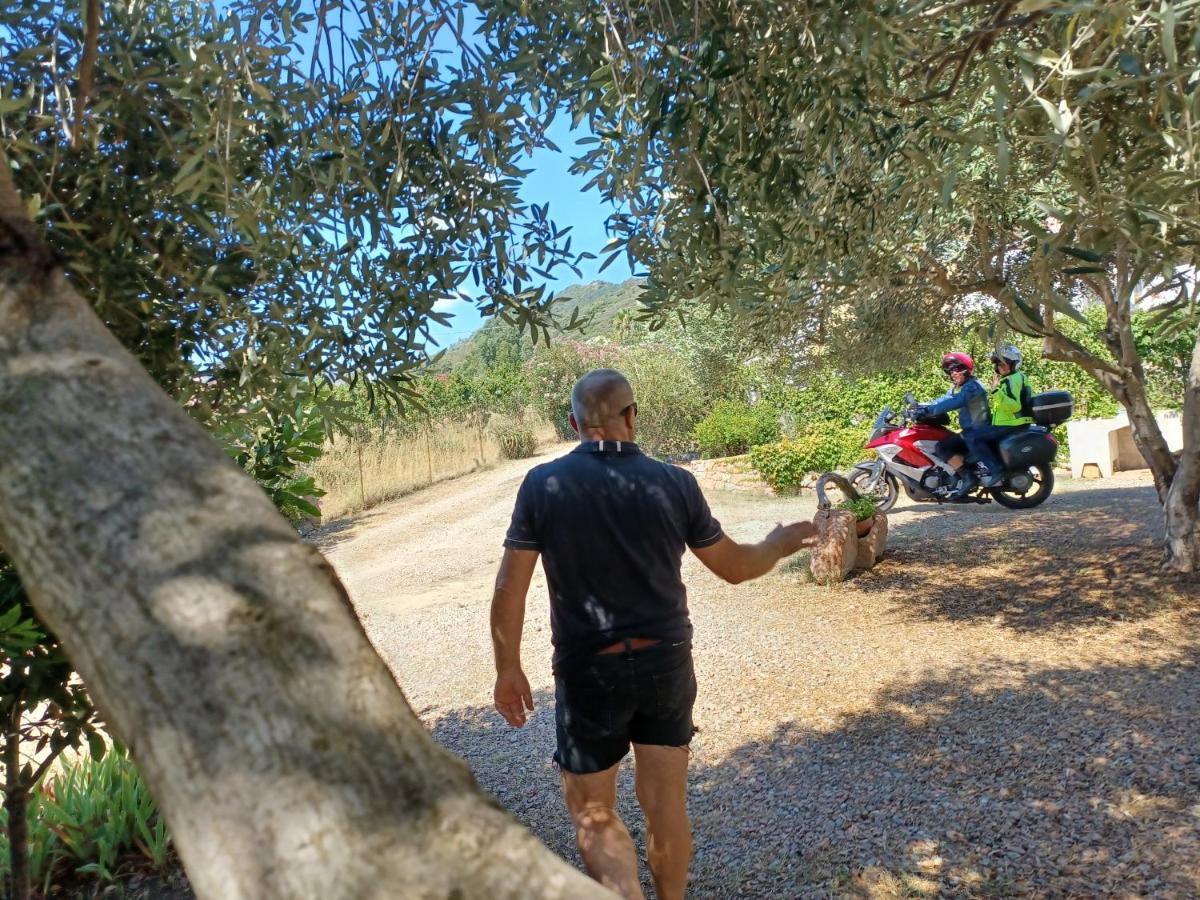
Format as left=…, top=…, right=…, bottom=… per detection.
left=991, top=344, right=1022, bottom=369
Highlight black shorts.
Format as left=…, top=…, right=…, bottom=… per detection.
left=553, top=641, right=697, bottom=775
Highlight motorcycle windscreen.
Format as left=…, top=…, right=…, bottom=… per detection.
left=998, top=431, right=1057, bottom=468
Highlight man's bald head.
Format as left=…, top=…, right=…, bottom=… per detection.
left=571, top=369, right=635, bottom=431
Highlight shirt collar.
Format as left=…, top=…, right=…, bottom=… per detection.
left=573, top=440, right=643, bottom=455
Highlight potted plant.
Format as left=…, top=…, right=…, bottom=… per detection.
left=838, top=496, right=878, bottom=537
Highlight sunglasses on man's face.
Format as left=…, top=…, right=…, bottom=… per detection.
left=621, top=402, right=639, bottom=418
left=943, top=365, right=967, bottom=375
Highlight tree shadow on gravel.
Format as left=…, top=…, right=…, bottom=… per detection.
left=431, top=648, right=1200, bottom=899
left=852, top=484, right=1198, bottom=632
left=309, top=515, right=359, bottom=553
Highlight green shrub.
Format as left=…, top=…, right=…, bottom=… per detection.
left=493, top=421, right=538, bottom=459
left=838, top=496, right=877, bottom=521
left=616, top=344, right=709, bottom=456
left=219, top=397, right=326, bottom=523
left=761, top=318, right=1130, bottom=439
left=693, top=401, right=780, bottom=458
left=0, top=747, right=171, bottom=890
left=749, top=428, right=866, bottom=493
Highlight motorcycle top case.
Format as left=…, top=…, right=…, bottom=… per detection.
left=998, top=430, right=1058, bottom=468
left=1030, top=390, right=1074, bottom=426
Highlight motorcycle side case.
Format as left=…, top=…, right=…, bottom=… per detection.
left=1031, top=390, right=1074, bottom=426
left=999, top=429, right=1057, bottom=468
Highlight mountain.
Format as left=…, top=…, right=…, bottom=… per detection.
left=436, top=277, right=645, bottom=367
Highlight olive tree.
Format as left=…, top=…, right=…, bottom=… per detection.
left=480, top=0, right=1200, bottom=570
left=0, top=0, right=607, bottom=896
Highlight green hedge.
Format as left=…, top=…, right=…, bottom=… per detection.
left=749, top=428, right=867, bottom=493
left=761, top=315, right=1137, bottom=438
left=693, top=400, right=780, bottom=458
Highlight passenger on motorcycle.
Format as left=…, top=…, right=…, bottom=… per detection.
left=964, top=345, right=1035, bottom=478
left=913, top=351, right=1002, bottom=496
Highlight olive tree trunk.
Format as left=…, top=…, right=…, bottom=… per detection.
left=0, top=167, right=607, bottom=898
left=1164, top=324, right=1200, bottom=573
left=1042, top=324, right=1198, bottom=573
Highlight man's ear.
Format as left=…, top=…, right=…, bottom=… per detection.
left=568, top=412, right=580, bottom=435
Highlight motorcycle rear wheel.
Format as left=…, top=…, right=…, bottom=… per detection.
left=849, top=466, right=899, bottom=514
left=991, top=463, right=1054, bottom=509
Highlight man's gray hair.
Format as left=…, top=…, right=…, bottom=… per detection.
left=571, top=369, right=635, bottom=427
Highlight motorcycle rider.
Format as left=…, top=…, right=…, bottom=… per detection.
left=913, top=351, right=1001, bottom=497
left=964, top=345, right=1035, bottom=476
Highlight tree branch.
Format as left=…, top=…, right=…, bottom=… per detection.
left=26, top=719, right=89, bottom=789
left=692, top=152, right=730, bottom=240
left=903, top=2, right=1048, bottom=103
left=73, top=0, right=102, bottom=151
left=1040, top=330, right=1125, bottom=383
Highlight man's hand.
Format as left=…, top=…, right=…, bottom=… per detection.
left=990, top=374, right=1000, bottom=389
left=693, top=519, right=818, bottom=584
left=494, top=668, right=534, bottom=727
left=766, top=520, right=817, bottom=557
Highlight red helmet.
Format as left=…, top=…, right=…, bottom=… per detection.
left=941, top=351, right=974, bottom=375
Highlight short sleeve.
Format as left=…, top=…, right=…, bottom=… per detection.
left=503, top=473, right=542, bottom=551
left=682, top=471, right=723, bottom=549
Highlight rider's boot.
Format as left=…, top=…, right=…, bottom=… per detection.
left=976, top=463, right=1003, bottom=488
left=949, top=468, right=978, bottom=499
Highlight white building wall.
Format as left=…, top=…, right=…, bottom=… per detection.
left=1065, top=411, right=1183, bottom=479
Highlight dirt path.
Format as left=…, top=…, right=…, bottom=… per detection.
left=317, top=447, right=547, bottom=616
left=320, top=453, right=1200, bottom=898
left=318, top=442, right=827, bottom=617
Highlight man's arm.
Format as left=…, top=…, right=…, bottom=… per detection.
left=490, top=547, right=539, bottom=727
left=691, top=521, right=816, bottom=585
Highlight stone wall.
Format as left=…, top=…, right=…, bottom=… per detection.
left=686, top=455, right=775, bottom=495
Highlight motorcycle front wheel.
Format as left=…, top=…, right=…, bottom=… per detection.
left=849, top=465, right=899, bottom=514
left=990, top=463, right=1054, bottom=509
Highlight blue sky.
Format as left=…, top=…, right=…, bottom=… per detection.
left=276, top=2, right=630, bottom=352
left=425, top=115, right=635, bottom=350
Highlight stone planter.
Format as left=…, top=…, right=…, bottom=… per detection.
left=810, top=510, right=858, bottom=584
left=853, top=514, right=889, bottom=571
left=810, top=472, right=890, bottom=583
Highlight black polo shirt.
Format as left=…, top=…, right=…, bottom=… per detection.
left=504, top=440, right=723, bottom=666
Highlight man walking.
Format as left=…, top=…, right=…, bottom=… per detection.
left=490, top=369, right=815, bottom=899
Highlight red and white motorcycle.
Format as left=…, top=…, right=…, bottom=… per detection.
left=848, top=391, right=1074, bottom=512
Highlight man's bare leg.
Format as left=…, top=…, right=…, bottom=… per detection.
left=561, top=764, right=644, bottom=899
left=632, top=743, right=692, bottom=900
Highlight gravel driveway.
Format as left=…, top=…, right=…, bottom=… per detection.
left=320, top=447, right=1199, bottom=898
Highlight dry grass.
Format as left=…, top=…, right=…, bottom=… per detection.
left=311, top=418, right=554, bottom=521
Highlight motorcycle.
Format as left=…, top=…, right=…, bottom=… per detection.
left=847, top=391, right=1073, bottom=513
